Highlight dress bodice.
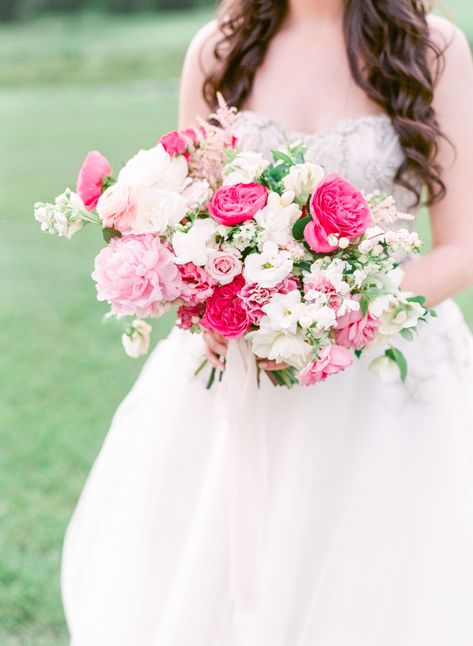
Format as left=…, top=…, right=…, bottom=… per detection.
left=232, top=109, right=419, bottom=219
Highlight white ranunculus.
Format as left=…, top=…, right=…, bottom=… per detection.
left=254, top=192, right=301, bottom=246
left=121, top=319, right=152, bottom=358
left=262, top=290, right=303, bottom=334
left=172, top=218, right=218, bottom=266
left=282, top=162, right=324, bottom=203
left=129, top=188, right=188, bottom=235
left=118, top=144, right=188, bottom=191
left=368, top=354, right=400, bottom=383
left=223, top=151, right=269, bottom=185
left=181, top=179, right=211, bottom=210
left=34, top=188, right=86, bottom=239
left=243, top=241, right=293, bottom=288
left=246, top=320, right=311, bottom=369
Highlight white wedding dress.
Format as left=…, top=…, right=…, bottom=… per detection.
left=61, top=110, right=473, bottom=646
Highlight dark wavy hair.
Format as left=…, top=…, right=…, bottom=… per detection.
left=203, top=0, right=449, bottom=206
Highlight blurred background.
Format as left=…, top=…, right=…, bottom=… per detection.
left=0, top=0, right=471, bottom=643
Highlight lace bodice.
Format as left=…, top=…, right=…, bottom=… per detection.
left=232, top=109, right=419, bottom=219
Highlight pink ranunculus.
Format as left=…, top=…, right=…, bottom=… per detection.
left=92, top=234, right=182, bottom=318
left=96, top=183, right=138, bottom=233
left=206, top=251, right=243, bottom=285
left=176, top=303, right=205, bottom=330
left=201, top=275, right=251, bottom=339
left=334, top=299, right=382, bottom=349
left=178, top=262, right=216, bottom=305
left=304, top=173, right=371, bottom=253
left=76, top=150, right=112, bottom=212
left=208, top=182, right=268, bottom=226
left=304, top=275, right=342, bottom=310
left=160, top=130, right=188, bottom=156
left=297, top=345, right=353, bottom=386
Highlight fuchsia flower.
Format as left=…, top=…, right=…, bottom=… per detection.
left=160, top=127, right=200, bottom=157
left=304, top=173, right=371, bottom=253
left=208, top=182, right=268, bottom=226
left=201, top=275, right=251, bottom=339
left=76, top=151, right=112, bottom=211
left=297, top=345, right=353, bottom=386
left=92, top=234, right=182, bottom=318
left=178, top=262, right=216, bottom=305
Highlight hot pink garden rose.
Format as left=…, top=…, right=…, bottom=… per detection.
left=205, top=251, right=243, bottom=285
left=178, top=262, right=215, bottom=305
left=304, top=173, right=371, bottom=253
left=334, top=298, right=381, bottom=349
left=96, top=183, right=138, bottom=233
left=297, top=345, right=353, bottom=386
left=92, top=234, right=182, bottom=317
left=208, top=182, right=268, bottom=226
left=76, top=150, right=112, bottom=211
left=201, top=275, right=251, bottom=339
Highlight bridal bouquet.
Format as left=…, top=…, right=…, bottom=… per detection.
left=34, top=95, right=435, bottom=387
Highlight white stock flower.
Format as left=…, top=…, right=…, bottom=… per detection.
left=262, top=290, right=303, bottom=334
left=298, top=303, right=337, bottom=331
left=118, top=144, right=188, bottom=191
left=34, top=188, right=86, bottom=239
left=223, top=151, right=269, bottom=185
left=121, top=319, right=152, bottom=358
left=368, top=354, right=401, bottom=383
left=370, top=293, right=425, bottom=336
left=243, top=241, right=293, bottom=288
left=246, top=320, right=311, bottom=369
left=282, top=162, right=324, bottom=203
left=128, top=188, right=187, bottom=235
left=172, top=218, right=218, bottom=266
left=254, top=192, right=301, bottom=246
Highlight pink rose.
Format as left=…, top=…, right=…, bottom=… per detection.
left=304, top=174, right=371, bottom=253
left=176, top=303, right=205, bottom=330
left=178, top=262, right=215, bottom=305
left=96, top=183, right=138, bottom=233
left=160, top=127, right=199, bottom=157
left=208, top=182, right=268, bottom=226
left=76, top=150, right=112, bottom=212
left=297, top=345, right=353, bottom=386
left=92, top=234, right=182, bottom=317
left=278, top=274, right=300, bottom=294
left=334, top=298, right=381, bottom=349
left=201, top=275, right=251, bottom=339
left=304, top=275, right=342, bottom=310
left=206, top=251, right=243, bottom=285
left=240, top=275, right=300, bottom=324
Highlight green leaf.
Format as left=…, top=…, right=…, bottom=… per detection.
left=354, top=349, right=363, bottom=359
left=292, top=215, right=312, bottom=241
left=400, top=327, right=414, bottom=342
left=386, top=347, right=408, bottom=382
left=271, top=150, right=294, bottom=165
left=406, top=295, right=426, bottom=306
left=102, top=227, right=121, bottom=243
left=360, top=294, right=369, bottom=318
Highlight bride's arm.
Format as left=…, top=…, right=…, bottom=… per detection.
left=401, top=17, right=473, bottom=308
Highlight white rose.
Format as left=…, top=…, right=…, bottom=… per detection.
left=282, top=162, right=324, bottom=203
left=118, top=144, right=188, bottom=191
left=223, top=151, right=269, bottom=185
left=246, top=320, right=311, bottom=369
left=121, top=319, right=152, bottom=358
left=172, top=218, right=218, bottom=266
left=129, top=188, right=188, bottom=235
left=262, top=290, right=302, bottom=334
left=368, top=355, right=400, bottom=383
left=254, top=192, right=301, bottom=246
left=243, top=241, right=293, bottom=288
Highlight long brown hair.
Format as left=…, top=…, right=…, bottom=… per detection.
left=203, top=0, right=449, bottom=206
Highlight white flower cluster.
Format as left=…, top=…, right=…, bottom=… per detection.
left=34, top=188, right=87, bottom=239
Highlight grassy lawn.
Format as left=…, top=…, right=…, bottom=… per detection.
left=0, top=3, right=472, bottom=644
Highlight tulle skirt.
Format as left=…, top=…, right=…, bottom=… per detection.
left=61, top=297, right=473, bottom=645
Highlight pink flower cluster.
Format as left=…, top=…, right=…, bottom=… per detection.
left=240, top=275, right=299, bottom=324
left=297, top=345, right=353, bottom=386
left=178, top=262, right=215, bottom=305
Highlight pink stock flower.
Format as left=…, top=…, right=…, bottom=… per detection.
left=92, top=234, right=182, bottom=317
left=178, top=262, right=215, bottom=305
left=176, top=303, right=205, bottom=330
left=239, top=275, right=300, bottom=324
left=208, top=182, right=268, bottom=226
left=201, top=275, right=251, bottom=339
left=304, top=174, right=371, bottom=253
left=76, top=150, right=112, bottom=211
left=304, top=275, right=342, bottom=310
left=334, top=299, right=381, bottom=349
left=297, top=345, right=353, bottom=386
left=96, top=183, right=138, bottom=232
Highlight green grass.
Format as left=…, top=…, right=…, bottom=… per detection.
left=1, top=4, right=473, bottom=644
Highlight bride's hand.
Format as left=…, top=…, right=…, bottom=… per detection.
left=202, top=329, right=227, bottom=370
left=258, top=359, right=289, bottom=371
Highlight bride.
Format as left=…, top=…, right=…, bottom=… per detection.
left=61, top=0, right=473, bottom=644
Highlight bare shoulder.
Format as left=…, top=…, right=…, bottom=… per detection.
left=178, top=19, right=225, bottom=128
left=427, top=13, right=471, bottom=63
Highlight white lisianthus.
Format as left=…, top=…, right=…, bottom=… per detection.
left=181, top=178, right=211, bottom=210
left=34, top=188, right=87, bottom=239
left=223, top=151, right=269, bottom=185
left=262, top=290, right=303, bottom=334
left=121, top=319, right=152, bottom=358
left=254, top=192, right=301, bottom=246
left=172, top=218, right=218, bottom=266
left=246, top=320, right=311, bottom=368
left=282, top=162, right=324, bottom=203
left=368, top=354, right=401, bottom=383
left=243, top=241, right=293, bottom=288
left=128, top=188, right=188, bottom=235
left=118, top=144, right=188, bottom=191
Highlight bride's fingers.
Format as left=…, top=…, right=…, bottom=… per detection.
left=258, top=359, right=289, bottom=371
left=204, top=345, right=225, bottom=370
left=204, top=332, right=228, bottom=356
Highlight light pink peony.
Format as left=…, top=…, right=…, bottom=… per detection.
left=201, top=275, right=251, bottom=339
left=297, top=345, right=353, bottom=386
left=240, top=275, right=300, bottom=324
left=178, top=262, right=215, bottom=305
left=304, top=275, right=342, bottom=310
left=334, top=298, right=381, bottom=349
left=304, top=174, right=371, bottom=253
left=176, top=303, right=205, bottom=330
left=206, top=251, right=242, bottom=285
left=92, top=234, right=182, bottom=317
left=76, top=150, right=112, bottom=212
left=96, top=183, right=138, bottom=232
left=208, top=182, right=268, bottom=226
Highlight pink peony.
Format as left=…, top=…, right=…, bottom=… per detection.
left=206, top=251, right=242, bottom=285
left=201, top=275, right=251, bottom=339
left=92, top=234, right=182, bottom=317
left=208, top=182, right=268, bottom=226
left=334, top=299, right=381, bottom=349
left=297, top=345, right=353, bottom=386
left=178, top=262, right=215, bottom=305
left=304, top=174, right=371, bottom=253
left=304, top=275, right=342, bottom=310
left=176, top=303, right=205, bottom=330
left=76, top=150, right=112, bottom=212
left=96, top=183, right=138, bottom=233
left=240, top=275, right=300, bottom=324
